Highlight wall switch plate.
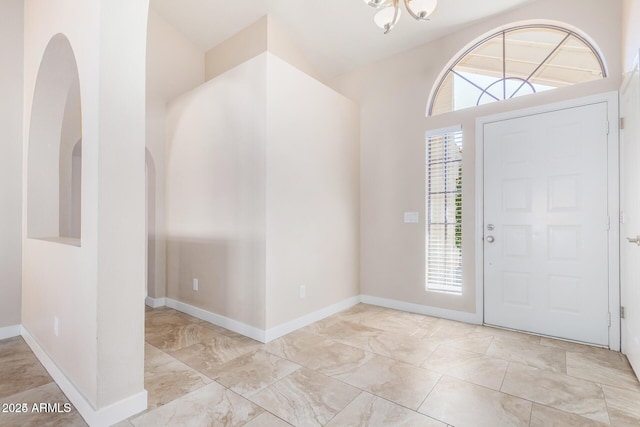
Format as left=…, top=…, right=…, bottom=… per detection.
left=299, top=285, right=306, bottom=299
left=193, top=278, right=199, bottom=291
left=54, top=316, right=59, bottom=337
left=403, top=212, right=419, bottom=223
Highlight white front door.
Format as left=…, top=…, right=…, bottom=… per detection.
left=483, top=103, right=610, bottom=346
left=621, top=55, right=640, bottom=373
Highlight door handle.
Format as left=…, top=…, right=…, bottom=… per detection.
left=627, top=236, right=640, bottom=246
left=486, top=236, right=495, bottom=243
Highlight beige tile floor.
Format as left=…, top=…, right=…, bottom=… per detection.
left=2, top=303, right=640, bottom=426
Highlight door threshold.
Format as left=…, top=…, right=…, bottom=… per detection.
left=482, top=323, right=610, bottom=351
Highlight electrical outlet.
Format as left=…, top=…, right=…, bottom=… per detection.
left=299, top=285, right=306, bottom=299
left=193, top=278, right=199, bottom=291
left=54, top=316, right=59, bottom=337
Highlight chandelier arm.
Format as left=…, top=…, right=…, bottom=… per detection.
left=403, top=0, right=425, bottom=20
left=384, top=0, right=401, bottom=34
left=364, top=0, right=394, bottom=9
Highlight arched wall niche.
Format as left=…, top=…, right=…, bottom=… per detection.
left=59, top=138, right=82, bottom=239
left=28, top=33, right=82, bottom=245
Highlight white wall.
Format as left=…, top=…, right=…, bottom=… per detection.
left=166, top=54, right=268, bottom=329
left=265, top=54, right=360, bottom=328
left=330, top=0, right=622, bottom=316
left=23, top=0, right=148, bottom=418
left=166, top=52, right=360, bottom=332
left=0, top=0, right=23, bottom=330
left=146, top=10, right=205, bottom=299
left=23, top=10, right=98, bottom=404
left=624, top=0, right=640, bottom=72
left=147, top=10, right=205, bottom=103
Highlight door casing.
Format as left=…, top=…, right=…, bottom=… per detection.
left=474, top=91, right=620, bottom=350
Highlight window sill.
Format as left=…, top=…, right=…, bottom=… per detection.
left=31, top=236, right=81, bottom=247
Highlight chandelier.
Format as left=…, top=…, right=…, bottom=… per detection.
left=363, top=0, right=438, bottom=34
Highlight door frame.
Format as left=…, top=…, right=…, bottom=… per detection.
left=474, top=91, right=620, bottom=350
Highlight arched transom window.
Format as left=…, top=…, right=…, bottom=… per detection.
left=429, top=24, right=606, bottom=116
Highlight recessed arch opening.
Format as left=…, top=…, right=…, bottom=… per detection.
left=27, top=33, right=82, bottom=245
left=145, top=148, right=156, bottom=299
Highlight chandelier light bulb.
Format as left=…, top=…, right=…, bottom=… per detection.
left=405, top=0, right=438, bottom=20
left=374, top=6, right=401, bottom=34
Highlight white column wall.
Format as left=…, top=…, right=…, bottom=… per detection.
left=23, top=0, right=101, bottom=405
left=22, top=0, right=148, bottom=415
left=96, top=0, right=148, bottom=408
left=165, top=52, right=360, bottom=333
left=265, top=53, right=360, bottom=328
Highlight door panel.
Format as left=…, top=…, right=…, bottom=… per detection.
left=621, top=57, right=640, bottom=374
left=484, top=103, right=610, bottom=346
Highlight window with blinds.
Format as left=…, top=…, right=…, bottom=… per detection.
left=426, top=126, right=463, bottom=294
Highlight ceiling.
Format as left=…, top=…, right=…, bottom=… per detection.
left=150, top=0, right=538, bottom=79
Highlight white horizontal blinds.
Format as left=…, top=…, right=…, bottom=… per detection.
left=426, top=127, right=463, bottom=293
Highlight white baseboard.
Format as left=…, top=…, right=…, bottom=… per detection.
left=263, top=296, right=361, bottom=342
left=165, top=296, right=361, bottom=344
left=0, top=324, right=21, bottom=340
left=360, top=295, right=482, bottom=324
left=165, top=298, right=267, bottom=343
left=145, top=296, right=166, bottom=308
left=21, top=326, right=147, bottom=427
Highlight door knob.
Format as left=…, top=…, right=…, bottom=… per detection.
left=486, top=236, right=495, bottom=243
left=627, top=236, right=640, bottom=246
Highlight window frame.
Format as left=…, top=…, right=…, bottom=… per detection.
left=427, top=23, right=607, bottom=116
left=425, top=125, right=464, bottom=294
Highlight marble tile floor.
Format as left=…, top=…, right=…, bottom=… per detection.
left=0, top=336, right=87, bottom=427
left=2, top=303, right=640, bottom=426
